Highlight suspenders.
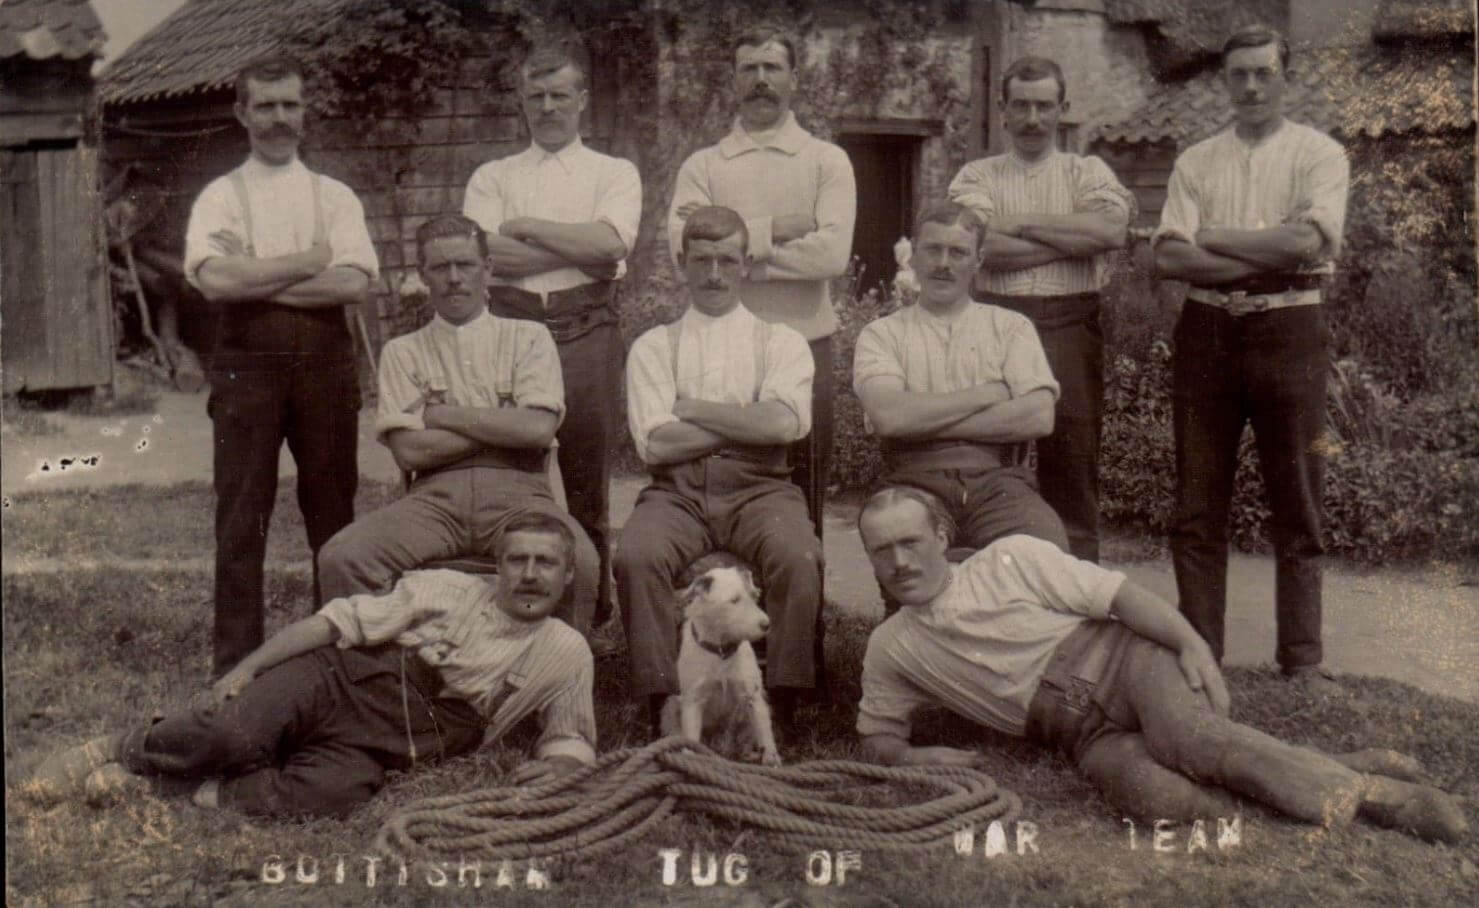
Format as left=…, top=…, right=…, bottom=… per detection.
left=666, top=317, right=771, bottom=403
left=226, top=166, right=327, bottom=256
left=494, top=319, right=518, bottom=408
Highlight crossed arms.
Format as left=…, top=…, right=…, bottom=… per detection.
left=194, top=231, right=370, bottom=308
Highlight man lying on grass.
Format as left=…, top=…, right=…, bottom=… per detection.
left=25, top=513, right=595, bottom=817
left=854, top=485, right=1467, bottom=843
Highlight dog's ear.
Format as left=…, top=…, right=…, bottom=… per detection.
left=739, top=567, right=761, bottom=601
left=679, top=573, right=714, bottom=610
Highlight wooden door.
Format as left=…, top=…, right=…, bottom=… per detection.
left=836, top=134, right=920, bottom=296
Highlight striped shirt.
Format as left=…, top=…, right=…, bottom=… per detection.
left=319, top=569, right=596, bottom=764
left=858, top=535, right=1125, bottom=739
left=626, top=303, right=814, bottom=465
left=375, top=308, right=564, bottom=444
left=853, top=301, right=1060, bottom=403
left=948, top=151, right=1132, bottom=295
left=1153, top=120, right=1349, bottom=274
left=463, top=137, right=643, bottom=299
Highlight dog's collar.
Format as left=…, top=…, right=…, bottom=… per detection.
left=690, top=622, right=740, bottom=660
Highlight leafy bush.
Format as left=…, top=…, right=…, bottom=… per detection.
left=828, top=264, right=905, bottom=491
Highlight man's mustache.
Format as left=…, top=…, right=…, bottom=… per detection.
left=746, top=86, right=780, bottom=102
left=701, top=280, right=727, bottom=290
left=261, top=124, right=300, bottom=140
left=929, top=270, right=954, bottom=281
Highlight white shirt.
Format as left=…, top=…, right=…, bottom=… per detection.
left=319, top=569, right=596, bottom=764
left=374, top=309, right=564, bottom=444
left=183, top=156, right=378, bottom=287
left=1153, top=120, right=1349, bottom=273
left=462, top=137, right=642, bottom=298
left=625, top=303, right=814, bottom=465
left=949, top=150, right=1133, bottom=295
left=858, top=535, right=1126, bottom=739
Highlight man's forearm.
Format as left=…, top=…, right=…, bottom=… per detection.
left=644, top=421, right=727, bottom=465
left=272, top=265, right=370, bottom=308
left=502, top=219, right=627, bottom=266
left=234, top=616, right=338, bottom=680
left=980, top=234, right=1065, bottom=272
left=1109, top=581, right=1206, bottom=655
left=677, top=400, right=799, bottom=445
left=1017, top=212, right=1127, bottom=257
left=425, top=405, right=558, bottom=451
left=1196, top=224, right=1323, bottom=271
left=385, top=428, right=486, bottom=473
left=485, top=236, right=574, bottom=278
left=195, top=253, right=324, bottom=302
left=1153, top=239, right=1265, bottom=284
left=859, top=383, right=1011, bottom=439
left=934, top=389, right=1054, bottom=444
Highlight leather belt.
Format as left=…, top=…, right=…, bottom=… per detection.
left=1202, top=273, right=1326, bottom=295
left=488, top=282, right=616, bottom=344
left=1186, top=286, right=1322, bottom=316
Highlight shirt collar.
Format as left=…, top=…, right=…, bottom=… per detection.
left=718, top=111, right=808, bottom=159
left=1006, top=147, right=1060, bottom=172
left=681, top=301, right=752, bottom=330
left=428, top=306, right=491, bottom=335
left=1229, top=117, right=1289, bottom=151
left=525, top=136, right=587, bottom=173
left=241, top=154, right=305, bottom=180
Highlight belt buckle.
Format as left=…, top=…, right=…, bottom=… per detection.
left=1225, top=289, right=1264, bottom=316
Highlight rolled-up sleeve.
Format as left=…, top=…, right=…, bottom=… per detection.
left=374, top=337, right=431, bottom=444
left=534, top=645, right=597, bottom=765
left=857, top=632, right=930, bottom=740
left=994, top=535, right=1125, bottom=620
left=513, top=322, right=566, bottom=422
left=1151, top=161, right=1200, bottom=248
left=625, top=328, right=679, bottom=464
left=325, top=182, right=379, bottom=279
left=182, top=179, right=237, bottom=289
left=462, top=160, right=507, bottom=234
left=1293, top=141, right=1350, bottom=257
left=317, top=574, right=432, bottom=647
left=851, top=320, right=905, bottom=394
left=759, top=326, right=814, bottom=441
left=596, top=158, right=643, bottom=256
left=1074, top=156, right=1134, bottom=218
left=947, top=159, right=998, bottom=222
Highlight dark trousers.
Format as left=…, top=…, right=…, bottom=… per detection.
left=614, top=458, right=822, bottom=699
left=1170, top=301, right=1328, bottom=669
left=489, top=289, right=619, bottom=613
left=1028, top=622, right=1361, bottom=824
left=790, top=335, right=834, bottom=542
left=120, top=647, right=483, bottom=817
left=208, top=357, right=360, bottom=675
left=985, top=292, right=1103, bottom=562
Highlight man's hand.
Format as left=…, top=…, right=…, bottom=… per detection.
left=1177, top=642, right=1230, bottom=716
left=989, top=215, right=1027, bottom=237
left=908, top=746, right=989, bottom=768
left=672, top=398, right=699, bottom=422
left=210, top=229, right=249, bottom=256
left=579, top=261, right=619, bottom=281
left=773, top=214, right=817, bottom=244
left=498, top=218, right=539, bottom=243
left=676, top=202, right=702, bottom=220
left=192, top=665, right=255, bottom=714
left=510, top=756, right=587, bottom=787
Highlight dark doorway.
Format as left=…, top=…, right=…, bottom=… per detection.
left=837, top=133, right=921, bottom=296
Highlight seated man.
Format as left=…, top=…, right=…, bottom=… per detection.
left=855, top=485, right=1467, bottom=843
left=318, top=214, right=598, bottom=634
left=853, top=201, right=1068, bottom=573
left=26, top=513, right=596, bottom=817
left=616, top=205, right=822, bottom=735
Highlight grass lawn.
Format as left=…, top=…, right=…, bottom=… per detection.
left=4, top=483, right=1477, bottom=906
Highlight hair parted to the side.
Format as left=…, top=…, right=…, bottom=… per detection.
left=521, top=37, right=590, bottom=89
left=235, top=55, right=305, bottom=105
left=415, top=214, right=487, bottom=263
left=680, top=205, right=750, bottom=255
left=1222, top=23, right=1290, bottom=73
left=733, top=25, right=798, bottom=70
left=858, top=485, right=958, bottom=546
left=1000, top=55, right=1067, bottom=104
left=913, top=200, right=988, bottom=255
left=497, top=512, right=576, bottom=565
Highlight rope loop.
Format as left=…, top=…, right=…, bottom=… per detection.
left=375, top=737, right=1020, bottom=860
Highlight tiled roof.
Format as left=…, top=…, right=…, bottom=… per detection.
left=0, top=0, right=106, bottom=61
left=99, top=0, right=348, bottom=105
left=1092, top=41, right=1475, bottom=146
left=1373, top=0, right=1474, bottom=41
left=1105, top=0, right=1288, bottom=75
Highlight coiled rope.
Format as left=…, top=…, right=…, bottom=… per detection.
left=375, top=736, right=1020, bottom=860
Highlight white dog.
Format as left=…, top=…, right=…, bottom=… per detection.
left=660, top=553, right=781, bottom=765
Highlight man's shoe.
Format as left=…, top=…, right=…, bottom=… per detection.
left=1332, top=748, right=1425, bottom=782
left=1284, top=664, right=1342, bottom=697
left=1359, top=775, right=1468, bottom=843
left=83, top=763, right=150, bottom=807
left=23, top=734, right=125, bottom=805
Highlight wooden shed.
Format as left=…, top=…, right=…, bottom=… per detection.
left=0, top=0, right=112, bottom=395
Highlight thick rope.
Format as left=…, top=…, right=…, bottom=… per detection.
left=375, top=737, right=1020, bottom=860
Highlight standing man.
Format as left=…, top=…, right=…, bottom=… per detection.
left=853, top=201, right=1069, bottom=581
left=463, top=39, right=642, bottom=624
left=1153, top=26, right=1349, bottom=690
left=618, top=206, right=822, bottom=736
left=853, top=485, right=1465, bottom=844
left=319, top=215, right=599, bottom=634
left=184, top=57, right=378, bottom=676
left=667, top=26, right=856, bottom=535
left=949, top=56, right=1133, bottom=563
